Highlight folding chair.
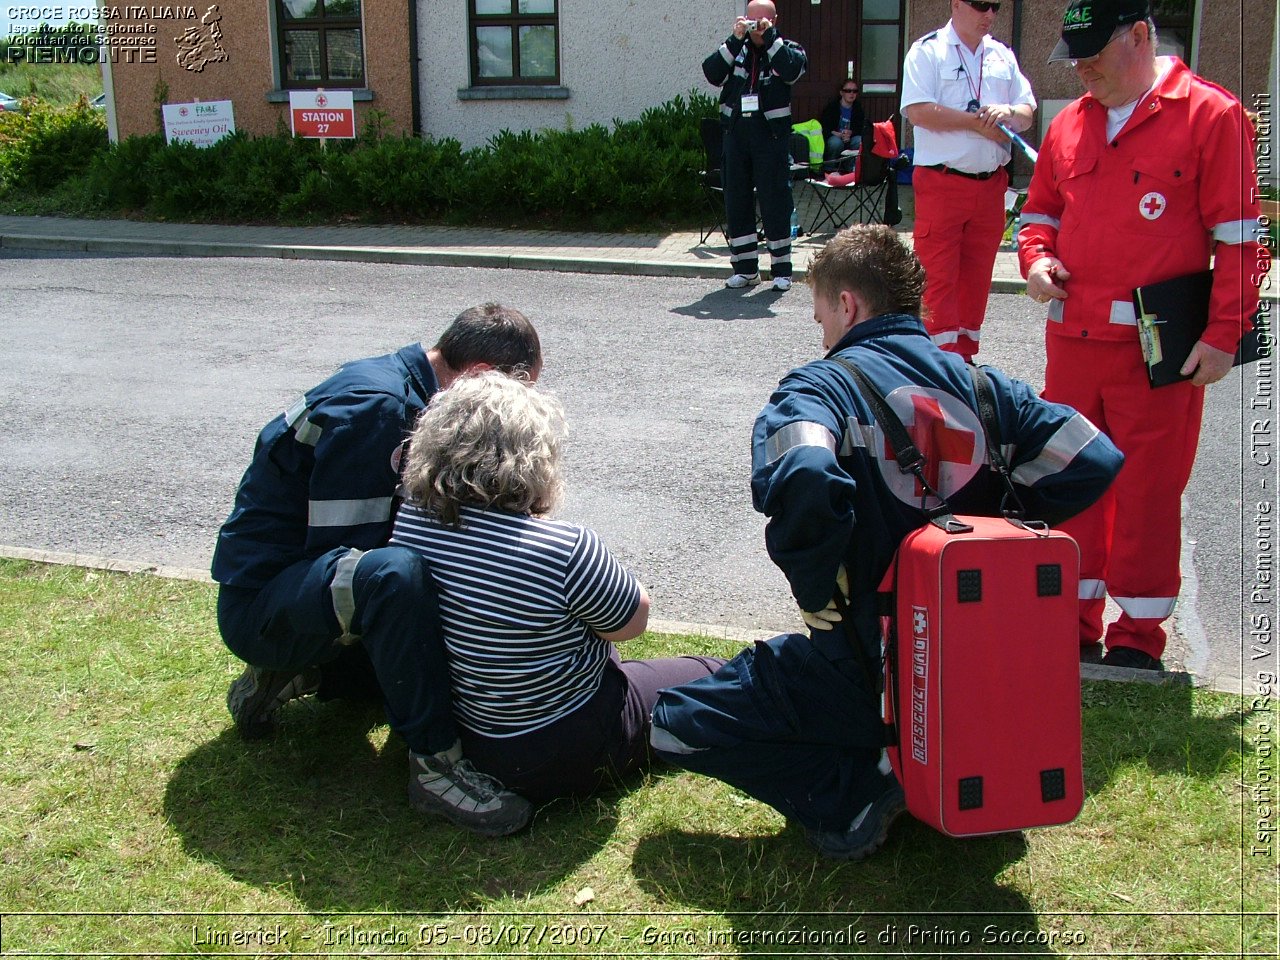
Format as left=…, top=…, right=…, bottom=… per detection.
left=698, top=117, right=729, bottom=245
left=800, top=118, right=908, bottom=234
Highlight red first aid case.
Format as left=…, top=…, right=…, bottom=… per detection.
left=881, top=515, right=1083, bottom=836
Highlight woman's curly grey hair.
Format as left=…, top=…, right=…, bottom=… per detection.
left=402, top=371, right=566, bottom=526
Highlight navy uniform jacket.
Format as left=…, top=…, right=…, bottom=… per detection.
left=752, top=314, right=1122, bottom=648
left=704, top=27, right=807, bottom=139
left=212, top=344, right=439, bottom=589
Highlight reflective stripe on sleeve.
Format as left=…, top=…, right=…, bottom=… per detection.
left=719, top=43, right=734, bottom=65
left=1114, top=595, right=1177, bottom=620
left=768, top=37, right=784, bottom=57
left=1212, top=219, right=1256, bottom=245
left=284, top=397, right=308, bottom=426
left=330, top=547, right=365, bottom=644
left=1079, top=578, right=1106, bottom=600
left=764, top=106, right=792, bottom=121
left=284, top=397, right=321, bottom=447
left=1010, top=414, right=1101, bottom=486
left=720, top=103, right=734, bottom=118
left=309, top=497, right=394, bottom=528
left=1018, top=212, right=1061, bottom=232
left=764, top=420, right=837, bottom=465
left=837, top=417, right=877, bottom=456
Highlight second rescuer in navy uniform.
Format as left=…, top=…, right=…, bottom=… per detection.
left=704, top=0, right=807, bottom=292
left=651, top=226, right=1122, bottom=861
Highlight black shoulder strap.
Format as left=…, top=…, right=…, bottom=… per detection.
left=967, top=364, right=1029, bottom=520
left=827, top=353, right=959, bottom=525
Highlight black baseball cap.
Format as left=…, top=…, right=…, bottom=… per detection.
left=1048, top=0, right=1150, bottom=63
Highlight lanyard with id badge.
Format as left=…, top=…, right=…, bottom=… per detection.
left=740, top=45, right=762, bottom=116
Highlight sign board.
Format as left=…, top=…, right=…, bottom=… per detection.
left=161, top=100, right=235, bottom=148
left=289, top=90, right=356, bottom=140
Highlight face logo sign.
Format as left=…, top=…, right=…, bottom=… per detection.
left=1139, top=191, right=1167, bottom=221
left=875, top=387, right=984, bottom=507
left=390, top=442, right=406, bottom=475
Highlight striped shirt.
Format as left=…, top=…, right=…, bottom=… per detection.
left=390, top=504, right=642, bottom=737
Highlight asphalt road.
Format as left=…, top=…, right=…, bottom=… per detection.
left=0, top=251, right=1268, bottom=689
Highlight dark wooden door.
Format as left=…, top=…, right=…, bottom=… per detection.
left=775, top=0, right=906, bottom=135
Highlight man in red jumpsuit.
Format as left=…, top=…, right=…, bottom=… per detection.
left=1019, top=0, right=1266, bottom=669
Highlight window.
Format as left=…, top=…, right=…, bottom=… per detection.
left=860, top=0, right=905, bottom=95
left=469, top=0, right=559, bottom=86
left=1150, top=0, right=1194, bottom=62
left=277, top=0, right=365, bottom=88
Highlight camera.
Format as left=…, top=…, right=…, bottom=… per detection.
left=742, top=19, right=758, bottom=31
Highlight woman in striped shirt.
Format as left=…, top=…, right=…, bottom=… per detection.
left=391, top=372, right=724, bottom=806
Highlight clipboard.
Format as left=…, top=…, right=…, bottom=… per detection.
left=1133, top=269, right=1268, bottom=388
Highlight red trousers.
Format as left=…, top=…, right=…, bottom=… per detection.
left=913, top=166, right=1008, bottom=361
left=1043, top=334, right=1204, bottom=659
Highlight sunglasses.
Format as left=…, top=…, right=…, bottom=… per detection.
left=963, top=1, right=1001, bottom=12
left=842, top=87, right=859, bottom=93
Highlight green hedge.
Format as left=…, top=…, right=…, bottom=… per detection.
left=1, top=92, right=718, bottom=230
left=0, top=97, right=107, bottom=192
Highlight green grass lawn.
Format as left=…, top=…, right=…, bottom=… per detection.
left=0, top=61, right=100, bottom=106
left=0, top=558, right=1274, bottom=957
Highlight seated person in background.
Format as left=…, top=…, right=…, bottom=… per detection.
left=390, top=373, right=725, bottom=806
left=820, top=80, right=866, bottom=168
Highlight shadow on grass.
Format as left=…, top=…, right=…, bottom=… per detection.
left=627, top=681, right=1242, bottom=954
left=670, top=287, right=785, bottom=322
left=632, top=817, right=1049, bottom=953
left=1080, top=679, right=1243, bottom=791
left=162, top=700, right=617, bottom=913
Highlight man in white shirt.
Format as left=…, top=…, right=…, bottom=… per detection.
left=901, top=0, right=1035, bottom=360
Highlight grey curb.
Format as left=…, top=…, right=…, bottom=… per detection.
left=4, top=228, right=1275, bottom=300
left=0, top=230, right=1036, bottom=287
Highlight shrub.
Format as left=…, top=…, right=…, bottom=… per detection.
left=3, top=89, right=720, bottom=229
left=0, top=98, right=106, bottom=193
left=82, top=133, right=164, bottom=210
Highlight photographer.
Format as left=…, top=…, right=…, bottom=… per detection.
left=704, top=0, right=807, bottom=292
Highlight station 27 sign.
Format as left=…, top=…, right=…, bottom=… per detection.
left=288, top=90, right=355, bottom=139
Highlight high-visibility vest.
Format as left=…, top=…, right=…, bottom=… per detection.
left=791, top=119, right=824, bottom=170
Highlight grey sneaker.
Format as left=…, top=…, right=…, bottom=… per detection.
left=226, top=665, right=321, bottom=740
left=725, top=273, right=760, bottom=289
left=408, top=742, right=532, bottom=837
left=805, top=777, right=907, bottom=861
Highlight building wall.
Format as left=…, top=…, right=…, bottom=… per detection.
left=417, top=0, right=738, bottom=149
left=106, top=1, right=414, bottom=141
left=102, top=1, right=1273, bottom=157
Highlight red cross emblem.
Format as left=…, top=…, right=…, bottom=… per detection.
left=316, top=93, right=328, bottom=107
left=884, top=394, right=977, bottom=496
left=875, top=386, right=984, bottom=507
left=1139, top=191, right=1166, bottom=221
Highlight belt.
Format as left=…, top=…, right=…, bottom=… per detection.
left=923, top=164, right=997, bottom=181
